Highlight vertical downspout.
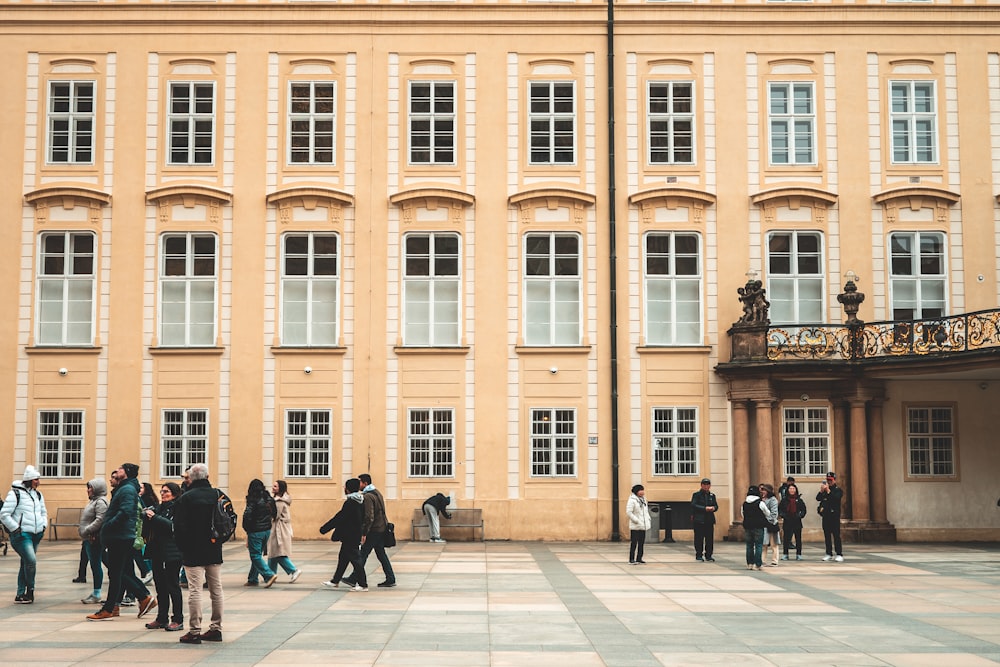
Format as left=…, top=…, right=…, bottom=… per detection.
left=607, top=0, right=621, bottom=542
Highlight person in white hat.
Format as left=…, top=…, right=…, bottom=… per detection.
left=0, top=465, right=48, bottom=604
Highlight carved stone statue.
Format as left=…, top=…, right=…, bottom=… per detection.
left=736, top=279, right=770, bottom=325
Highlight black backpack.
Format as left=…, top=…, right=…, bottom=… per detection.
left=209, top=490, right=238, bottom=544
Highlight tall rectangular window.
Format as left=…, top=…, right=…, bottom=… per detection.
left=652, top=407, right=698, bottom=476
left=37, top=232, right=95, bottom=346
left=161, top=409, right=207, bottom=478
left=37, top=410, right=83, bottom=478
left=530, top=408, right=576, bottom=477
left=648, top=81, right=694, bottom=165
left=281, top=233, right=338, bottom=346
left=769, top=82, right=815, bottom=165
left=767, top=231, right=824, bottom=324
left=524, top=233, right=581, bottom=346
left=783, top=406, right=829, bottom=476
left=160, top=233, right=217, bottom=347
left=168, top=82, right=215, bottom=165
left=409, top=81, right=455, bottom=165
left=644, top=232, right=701, bottom=345
left=906, top=406, right=955, bottom=477
left=403, top=233, right=459, bottom=346
left=529, top=81, right=575, bottom=165
left=408, top=408, right=455, bottom=477
left=889, top=231, right=946, bottom=320
left=285, top=409, right=332, bottom=478
left=890, top=80, right=937, bottom=164
left=288, top=81, right=335, bottom=165
left=48, top=81, right=95, bottom=164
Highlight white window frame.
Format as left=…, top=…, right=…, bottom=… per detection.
left=160, top=409, right=208, bottom=479
left=37, top=409, right=84, bottom=479
left=408, top=80, right=456, bottom=165
left=159, top=232, right=218, bottom=347
left=782, top=406, right=830, bottom=477
left=647, top=80, right=695, bottom=165
left=47, top=80, right=95, bottom=165
left=888, top=231, right=947, bottom=320
left=766, top=230, right=825, bottom=324
left=651, top=407, right=699, bottom=476
left=530, top=408, right=576, bottom=477
left=288, top=80, right=336, bottom=165
left=36, top=231, right=96, bottom=346
left=768, top=81, right=816, bottom=166
left=284, top=409, right=333, bottom=478
left=905, top=405, right=956, bottom=478
left=523, top=232, right=581, bottom=346
left=528, top=81, right=576, bottom=165
left=403, top=232, right=460, bottom=347
left=408, top=408, right=455, bottom=478
left=167, top=81, right=215, bottom=166
left=643, top=231, right=702, bottom=345
left=890, top=80, right=938, bottom=165
left=280, top=232, right=339, bottom=347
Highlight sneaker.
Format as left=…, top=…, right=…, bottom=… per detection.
left=265, top=574, right=279, bottom=588
left=349, top=584, right=368, bottom=592
left=87, top=609, right=115, bottom=621
left=199, top=629, right=223, bottom=642
left=165, top=622, right=184, bottom=632
left=795, top=555, right=803, bottom=561
left=142, top=572, right=154, bottom=584
left=781, top=555, right=789, bottom=561
left=322, top=580, right=339, bottom=589
left=18, top=589, right=34, bottom=604
left=243, top=581, right=259, bottom=587
left=72, top=576, right=87, bottom=584
left=746, top=563, right=753, bottom=570
left=120, top=596, right=136, bottom=607
left=696, top=556, right=704, bottom=561
left=145, top=620, right=166, bottom=630
left=636, top=560, right=646, bottom=564
left=377, top=580, right=397, bottom=588
left=290, top=569, right=302, bottom=583
left=754, top=565, right=762, bottom=571
left=81, top=594, right=102, bottom=604
left=768, top=562, right=778, bottom=567
left=179, top=631, right=202, bottom=644
left=340, top=577, right=356, bottom=587
left=628, top=560, right=636, bottom=565
left=822, top=555, right=833, bottom=562
left=430, top=537, right=446, bottom=543
left=834, top=555, right=844, bottom=562
left=137, top=595, right=157, bottom=618
left=14, top=594, right=30, bottom=604
left=705, top=557, right=715, bottom=562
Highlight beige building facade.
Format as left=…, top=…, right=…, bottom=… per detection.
left=2, top=1, right=999, bottom=542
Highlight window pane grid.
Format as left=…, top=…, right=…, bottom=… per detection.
left=289, top=81, right=336, bottom=165
left=768, top=82, right=815, bottom=165
left=783, top=406, right=829, bottom=476
left=529, top=81, right=575, bottom=165
left=652, top=407, right=699, bottom=475
left=168, top=82, right=215, bottom=165
left=907, top=406, right=955, bottom=476
left=285, top=409, right=332, bottom=477
left=524, top=233, right=581, bottom=346
left=409, top=81, right=456, bottom=165
left=767, top=231, right=824, bottom=324
left=644, top=232, right=702, bottom=345
left=403, top=233, right=460, bottom=346
left=160, top=409, right=208, bottom=478
left=160, top=233, right=217, bottom=347
left=408, top=408, right=455, bottom=477
left=530, top=408, right=576, bottom=477
left=889, top=232, right=946, bottom=320
left=647, top=81, right=694, bottom=164
left=48, top=80, right=95, bottom=164
left=37, top=232, right=96, bottom=346
left=37, top=410, right=84, bottom=478
left=281, top=233, right=340, bottom=346
left=890, top=80, right=937, bottom=164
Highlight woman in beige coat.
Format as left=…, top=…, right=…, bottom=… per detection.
left=266, top=480, right=301, bottom=582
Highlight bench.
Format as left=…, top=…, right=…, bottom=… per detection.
left=411, top=507, right=484, bottom=542
left=49, top=507, right=83, bottom=541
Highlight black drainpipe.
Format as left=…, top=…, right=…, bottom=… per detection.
left=607, top=0, right=621, bottom=542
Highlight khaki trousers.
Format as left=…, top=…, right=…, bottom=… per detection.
left=185, top=563, right=223, bottom=634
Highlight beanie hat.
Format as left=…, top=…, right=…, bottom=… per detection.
left=22, top=465, right=41, bottom=481
left=121, top=462, right=140, bottom=479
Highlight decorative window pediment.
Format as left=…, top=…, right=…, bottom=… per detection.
left=267, top=186, right=354, bottom=225
left=146, top=185, right=232, bottom=225
left=390, top=187, right=473, bottom=225
left=629, top=186, right=716, bottom=225
left=751, top=186, right=837, bottom=225
left=24, top=186, right=111, bottom=225
left=873, top=185, right=959, bottom=225
left=509, top=187, right=595, bottom=225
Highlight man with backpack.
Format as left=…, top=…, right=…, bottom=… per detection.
left=87, top=463, right=155, bottom=620
left=173, top=462, right=232, bottom=644
left=1, top=465, right=48, bottom=604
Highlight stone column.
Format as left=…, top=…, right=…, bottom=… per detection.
left=732, top=401, right=750, bottom=523
left=849, top=399, right=870, bottom=522
left=832, top=402, right=849, bottom=484
left=753, top=399, right=774, bottom=488
left=867, top=399, right=887, bottom=523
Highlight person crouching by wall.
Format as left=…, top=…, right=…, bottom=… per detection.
left=626, top=484, right=651, bottom=565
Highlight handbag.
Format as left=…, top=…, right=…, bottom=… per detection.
left=384, top=522, right=396, bottom=548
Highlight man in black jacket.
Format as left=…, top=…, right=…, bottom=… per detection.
left=690, top=478, right=719, bottom=562
left=421, top=493, right=452, bottom=543
left=816, top=471, right=844, bottom=562
left=342, top=473, right=396, bottom=588
left=173, top=462, right=225, bottom=644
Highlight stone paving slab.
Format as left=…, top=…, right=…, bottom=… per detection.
left=1, top=539, right=998, bottom=665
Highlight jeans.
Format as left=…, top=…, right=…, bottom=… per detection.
left=629, top=529, right=646, bottom=562
left=349, top=530, right=395, bottom=583
left=11, top=530, right=43, bottom=595
left=185, top=564, right=223, bottom=635
left=246, top=530, right=276, bottom=582
left=745, top=528, right=764, bottom=566
left=84, top=538, right=104, bottom=591
left=151, top=558, right=183, bottom=624
left=423, top=503, right=441, bottom=539
left=268, top=556, right=296, bottom=576
left=102, top=539, right=150, bottom=613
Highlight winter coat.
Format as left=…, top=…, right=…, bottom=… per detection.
left=320, top=493, right=364, bottom=545
left=173, top=478, right=224, bottom=567
left=361, top=486, right=388, bottom=536
left=1, top=481, right=48, bottom=535
left=101, top=477, right=139, bottom=544
left=267, top=493, right=294, bottom=558
left=816, top=484, right=844, bottom=519
left=242, top=495, right=276, bottom=534
left=626, top=493, right=651, bottom=531
left=144, top=498, right=182, bottom=563
left=778, top=495, right=807, bottom=528
left=763, top=495, right=779, bottom=529
left=79, top=478, right=109, bottom=540
left=691, top=490, right=719, bottom=526
left=422, top=493, right=452, bottom=519
left=741, top=494, right=772, bottom=530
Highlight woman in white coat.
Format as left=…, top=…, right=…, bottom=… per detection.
left=266, top=480, right=301, bottom=582
left=0, top=465, right=48, bottom=604
left=626, top=484, right=651, bottom=564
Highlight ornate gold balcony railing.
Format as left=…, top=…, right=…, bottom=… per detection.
left=765, top=308, right=1000, bottom=361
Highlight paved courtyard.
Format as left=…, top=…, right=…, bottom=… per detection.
left=1, top=538, right=998, bottom=666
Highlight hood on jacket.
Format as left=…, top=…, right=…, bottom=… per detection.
left=88, top=478, right=108, bottom=498
left=745, top=494, right=761, bottom=503
left=11, top=480, right=27, bottom=492
left=346, top=491, right=364, bottom=504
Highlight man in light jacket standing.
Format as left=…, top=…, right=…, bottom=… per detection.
left=1, top=465, right=48, bottom=604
